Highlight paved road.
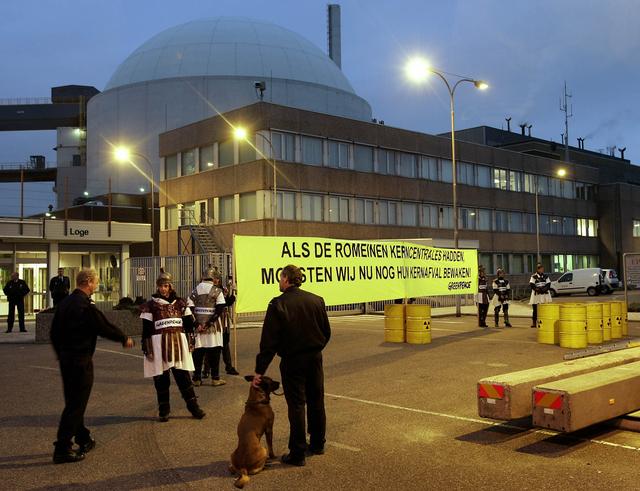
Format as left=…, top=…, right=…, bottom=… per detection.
left=2, top=313, right=640, bottom=490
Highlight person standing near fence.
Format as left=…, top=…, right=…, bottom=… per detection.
left=188, top=267, right=226, bottom=387
left=491, top=268, right=512, bottom=328
left=476, top=266, right=489, bottom=328
left=140, top=269, right=206, bottom=422
left=529, top=263, right=552, bottom=328
left=3, top=272, right=30, bottom=333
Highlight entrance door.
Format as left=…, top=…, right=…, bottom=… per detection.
left=18, top=264, right=48, bottom=313
left=197, top=200, right=208, bottom=225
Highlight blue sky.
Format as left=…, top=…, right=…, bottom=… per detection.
left=1, top=0, right=638, bottom=216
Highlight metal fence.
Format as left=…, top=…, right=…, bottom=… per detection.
left=125, top=253, right=474, bottom=320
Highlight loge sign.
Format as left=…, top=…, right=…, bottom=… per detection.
left=233, top=235, right=478, bottom=313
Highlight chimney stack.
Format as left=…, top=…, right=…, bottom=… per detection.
left=505, top=117, right=511, bottom=132
left=327, top=4, right=342, bottom=68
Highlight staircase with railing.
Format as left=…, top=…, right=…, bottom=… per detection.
left=177, top=208, right=227, bottom=254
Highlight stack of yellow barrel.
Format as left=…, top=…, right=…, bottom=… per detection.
left=537, top=300, right=630, bottom=348
left=384, top=303, right=432, bottom=345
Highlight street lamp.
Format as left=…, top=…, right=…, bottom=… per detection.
left=114, top=147, right=156, bottom=257
left=406, top=57, right=488, bottom=316
left=233, top=127, right=278, bottom=236
left=535, top=168, right=567, bottom=264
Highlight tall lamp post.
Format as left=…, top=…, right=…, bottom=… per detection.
left=535, top=168, right=566, bottom=265
left=114, top=147, right=156, bottom=257
left=234, top=128, right=278, bottom=236
left=406, top=57, right=488, bottom=316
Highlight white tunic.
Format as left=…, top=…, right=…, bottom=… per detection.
left=140, top=297, right=195, bottom=378
left=529, top=275, right=553, bottom=305
left=187, top=281, right=226, bottom=349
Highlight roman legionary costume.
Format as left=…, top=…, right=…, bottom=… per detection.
left=529, top=265, right=552, bottom=328
left=188, top=267, right=226, bottom=387
left=476, top=267, right=490, bottom=328
left=140, top=270, right=205, bottom=422
left=490, top=269, right=512, bottom=328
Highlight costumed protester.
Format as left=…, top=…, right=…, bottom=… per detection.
left=220, top=275, right=239, bottom=375
left=476, top=266, right=490, bottom=328
left=529, top=263, right=552, bottom=328
left=140, top=269, right=205, bottom=422
left=188, top=267, right=226, bottom=387
left=490, top=268, right=512, bottom=328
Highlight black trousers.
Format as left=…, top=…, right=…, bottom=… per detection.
left=532, top=304, right=538, bottom=325
left=478, top=303, right=489, bottom=326
left=7, top=299, right=25, bottom=331
left=56, top=355, right=93, bottom=449
left=192, top=347, right=221, bottom=380
left=222, top=330, right=233, bottom=370
left=280, top=352, right=326, bottom=457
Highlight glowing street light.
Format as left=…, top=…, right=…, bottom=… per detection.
left=114, top=146, right=156, bottom=257
left=405, top=56, right=488, bottom=316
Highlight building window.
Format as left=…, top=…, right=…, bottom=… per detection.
left=457, top=162, right=475, bottom=186
left=549, top=177, right=563, bottom=198
left=379, top=201, right=388, bottom=225
left=509, top=170, right=522, bottom=192
left=509, top=212, right=523, bottom=233
left=537, top=175, right=549, bottom=196
left=328, top=141, right=350, bottom=168
left=238, top=135, right=256, bottom=164
left=180, top=202, right=195, bottom=225
left=421, top=204, right=438, bottom=228
left=301, top=136, right=323, bottom=166
left=459, top=208, right=477, bottom=230
left=494, top=253, right=506, bottom=272
left=277, top=192, right=296, bottom=220
left=165, top=205, right=178, bottom=229
left=562, top=180, right=574, bottom=199
left=494, top=210, right=508, bottom=232
left=563, top=217, right=576, bottom=235
left=477, top=165, right=491, bottom=188
left=479, top=253, right=492, bottom=273
left=272, top=131, right=295, bottom=162
left=439, top=206, right=453, bottom=229
left=524, top=173, right=536, bottom=194
left=355, top=199, right=375, bottom=224
left=239, top=192, right=257, bottom=221
left=523, top=213, right=536, bottom=233
left=419, top=156, right=438, bottom=180
left=218, top=195, right=235, bottom=223
left=354, top=145, right=374, bottom=173
left=577, top=218, right=598, bottom=237
left=401, top=202, right=417, bottom=226
left=218, top=140, right=234, bottom=167
left=199, top=145, right=214, bottom=171
left=440, top=159, right=453, bottom=183
left=477, top=209, right=491, bottom=231
left=181, top=149, right=196, bottom=176
left=301, top=194, right=323, bottom=221
left=510, top=254, right=524, bottom=274
left=378, top=149, right=397, bottom=175
left=634, top=220, right=640, bottom=237
left=398, top=152, right=416, bottom=178
left=388, top=201, right=399, bottom=225
left=165, top=154, right=178, bottom=179
left=493, top=168, right=508, bottom=190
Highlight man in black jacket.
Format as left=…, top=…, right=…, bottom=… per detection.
left=50, top=268, right=134, bottom=464
left=3, top=272, right=30, bottom=333
left=49, top=268, right=71, bottom=307
left=253, top=264, right=331, bottom=467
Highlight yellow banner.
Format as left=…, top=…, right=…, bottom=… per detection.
left=233, top=235, right=478, bottom=313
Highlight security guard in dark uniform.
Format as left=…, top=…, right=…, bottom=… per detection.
left=49, top=268, right=71, bottom=307
left=50, top=268, right=134, bottom=464
left=476, top=266, right=490, bottom=328
left=253, top=264, right=331, bottom=467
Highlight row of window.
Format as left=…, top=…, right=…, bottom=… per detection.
left=479, top=253, right=599, bottom=275
left=163, top=130, right=597, bottom=201
left=162, top=190, right=599, bottom=237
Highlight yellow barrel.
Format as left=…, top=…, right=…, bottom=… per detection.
left=601, top=302, right=612, bottom=341
left=406, top=304, right=432, bottom=345
left=621, top=301, right=629, bottom=336
left=537, top=303, right=560, bottom=345
left=559, top=304, right=587, bottom=349
left=610, top=302, right=623, bottom=339
left=384, top=304, right=405, bottom=343
left=585, top=303, right=603, bottom=345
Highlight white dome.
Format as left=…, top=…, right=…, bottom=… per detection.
left=105, top=17, right=357, bottom=95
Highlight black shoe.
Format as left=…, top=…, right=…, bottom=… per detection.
left=202, top=372, right=210, bottom=379
left=20, top=329, right=27, bottom=332
left=158, top=404, right=170, bottom=422
left=306, top=446, right=325, bottom=456
left=158, top=414, right=170, bottom=422
left=5, top=330, right=11, bottom=333
left=53, top=448, right=85, bottom=464
left=281, top=453, right=306, bottom=466
left=187, top=401, right=206, bottom=419
left=77, top=437, right=96, bottom=454
left=226, top=367, right=240, bottom=375
left=505, top=323, right=512, bottom=328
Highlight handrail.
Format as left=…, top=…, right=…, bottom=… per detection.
left=178, top=208, right=229, bottom=252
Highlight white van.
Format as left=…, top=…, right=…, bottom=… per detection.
left=601, top=269, right=619, bottom=293
left=550, top=268, right=604, bottom=297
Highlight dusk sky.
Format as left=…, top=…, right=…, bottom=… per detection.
left=1, top=0, right=638, bottom=216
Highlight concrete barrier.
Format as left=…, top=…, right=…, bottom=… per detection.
left=478, top=347, right=640, bottom=420
left=532, top=360, right=640, bottom=432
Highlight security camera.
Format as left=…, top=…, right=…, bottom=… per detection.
left=254, top=81, right=266, bottom=90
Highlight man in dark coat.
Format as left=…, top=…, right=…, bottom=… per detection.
left=50, top=268, right=134, bottom=464
left=3, top=272, right=30, bottom=333
left=253, top=264, right=331, bottom=467
left=49, top=267, right=71, bottom=307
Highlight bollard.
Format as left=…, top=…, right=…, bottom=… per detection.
left=405, top=304, right=432, bottom=345
left=559, top=304, right=587, bottom=349
left=585, top=303, right=603, bottom=345
left=384, top=304, right=405, bottom=343
left=537, top=303, right=560, bottom=345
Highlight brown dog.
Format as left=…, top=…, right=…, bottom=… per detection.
left=229, top=375, right=280, bottom=488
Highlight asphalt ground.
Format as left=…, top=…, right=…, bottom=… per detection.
left=2, top=307, right=640, bottom=490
